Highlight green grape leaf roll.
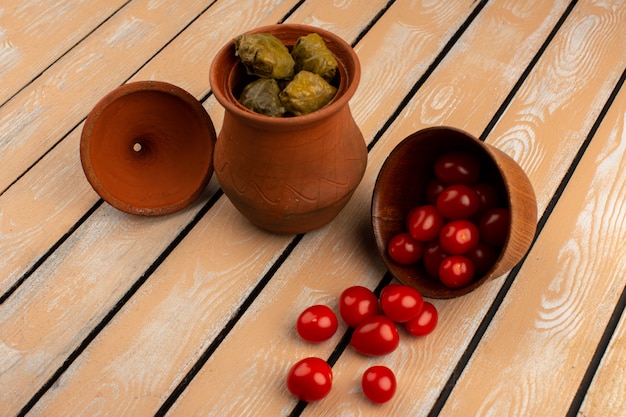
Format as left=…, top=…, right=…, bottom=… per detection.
left=279, top=70, right=337, bottom=116
left=238, top=78, right=287, bottom=117
left=291, top=33, right=338, bottom=83
left=234, top=33, right=295, bottom=80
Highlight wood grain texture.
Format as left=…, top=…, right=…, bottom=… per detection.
left=580, top=305, right=626, bottom=417
left=0, top=0, right=128, bottom=104
left=0, top=0, right=309, bottom=414
left=0, top=0, right=214, bottom=194
left=23, top=2, right=392, bottom=416
left=439, top=61, right=626, bottom=417
left=0, top=0, right=296, bottom=295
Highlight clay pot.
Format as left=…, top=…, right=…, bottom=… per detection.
left=210, top=24, right=367, bottom=234
left=371, top=126, right=537, bottom=298
left=80, top=81, right=216, bottom=215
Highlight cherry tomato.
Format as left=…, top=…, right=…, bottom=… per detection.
left=387, top=232, right=424, bottom=265
left=474, top=183, right=500, bottom=216
left=436, top=184, right=480, bottom=219
left=438, top=219, right=479, bottom=255
left=296, top=305, right=339, bottom=343
left=439, top=255, right=475, bottom=288
left=286, top=357, right=333, bottom=402
left=362, top=366, right=397, bottom=404
left=426, top=178, right=445, bottom=205
left=339, top=286, right=380, bottom=328
left=422, top=241, right=448, bottom=279
left=466, top=241, right=499, bottom=276
left=407, top=205, right=444, bottom=242
left=434, top=151, right=481, bottom=185
left=379, top=284, right=424, bottom=323
left=478, top=207, right=510, bottom=247
left=350, top=315, right=400, bottom=356
left=405, top=301, right=438, bottom=336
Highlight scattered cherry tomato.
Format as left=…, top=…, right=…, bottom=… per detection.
left=407, top=205, right=444, bottom=242
left=422, top=241, right=449, bottom=279
left=426, top=178, right=445, bottom=205
left=439, top=255, right=475, bottom=288
left=439, top=219, right=479, bottom=255
left=405, top=301, right=438, bottom=336
left=379, top=284, right=424, bottom=323
left=296, top=305, right=339, bottom=343
left=387, top=232, right=424, bottom=265
left=350, top=315, right=400, bottom=356
left=286, top=357, right=333, bottom=402
left=434, top=151, right=481, bottom=185
left=361, top=366, right=397, bottom=403
left=466, top=241, right=499, bottom=276
left=474, top=183, right=500, bottom=215
left=478, top=207, right=510, bottom=247
left=339, top=286, right=380, bottom=328
left=436, top=184, right=480, bottom=219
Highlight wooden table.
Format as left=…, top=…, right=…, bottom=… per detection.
left=1, top=1, right=625, bottom=416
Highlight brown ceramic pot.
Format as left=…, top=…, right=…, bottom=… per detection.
left=210, top=24, right=367, bottom=234
left=372, top=127, right=537, bottom=298
left=80, top=81, right=216, bottom=215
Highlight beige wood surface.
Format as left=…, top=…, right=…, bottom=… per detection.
left=1, top=1, right=625, bottom=416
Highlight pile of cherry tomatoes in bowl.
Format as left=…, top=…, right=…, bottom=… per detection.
left=286, top=283, right=438, bottom=404
left=386, top=151, right=510, bottom=289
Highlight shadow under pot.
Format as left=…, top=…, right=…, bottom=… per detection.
left=210, top=23, right=367, bottom=234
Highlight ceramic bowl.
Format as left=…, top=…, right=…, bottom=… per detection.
left=80, top=81, right=216, bottom=215
left=371, top=126, right=537, bottom=298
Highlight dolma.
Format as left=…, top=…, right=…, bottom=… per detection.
left=234, top=33, right=295, bottom=80
left=238, top=78, right=286, bottom=117
left=279, top=70, right=337, bottom=116
left=291, top=33, right=338, bottom=83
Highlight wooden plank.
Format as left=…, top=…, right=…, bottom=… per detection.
left=162, top=1, right=626, bottom=416
left=0, top=0, right=294, bottom=295
left=160, top=0, right=587, bottom=415
left=0, top=0, right=128, bottom=104
left=20, top=1, right=481, bottom=416
left=439, top=70, right=626, bottom=417
left=0, top=0, right=218, bottom=194
left=0, top=0, right=309, bottom=414
left=580, top=303, right=626, bottom=416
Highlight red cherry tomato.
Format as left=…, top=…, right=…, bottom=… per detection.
left=350, top=315, right=400, bottom=356
left=439, top=255, right=475, bottom=288
left=474, top=183, right=501, bottom=215
left=362, top=366, right=397, bottom=404
left=387, top=232, right=424, bottom=265
left=422, top=241, right=449, bottom=279
left=296, top=305, right=339, bottom=343
left=286, top=357, right=333, bottom=402
left=405, top=301, right=438, bottom=336
left=466, top=242, right=500, bottom=276
left=436, top=184, right=480, bottom=219
left=434, top=151, right=481, bottom=185
left=339, top=286, right=380, bottom=328
left=379, top=284, right=424, bottom=323
left=439, top=219, right=479, bottom=255
left=478, top=207, right=510, bottom=247
left=407, top=205, right=444, bottom=242
left=426, top=178, right=445, bottom=205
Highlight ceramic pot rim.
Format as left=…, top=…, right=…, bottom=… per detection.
left=209, top=23, right=361, bottom=127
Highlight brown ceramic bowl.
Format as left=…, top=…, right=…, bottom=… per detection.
left=371, top=126, right=537, bottom=298
left=80, top=81, right=216, bottom=215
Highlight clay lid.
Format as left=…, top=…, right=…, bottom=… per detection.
left=80, top=81, right=216, bottom=215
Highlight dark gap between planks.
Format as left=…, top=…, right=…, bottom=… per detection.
left=0, top=1, right=133, bottom=111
